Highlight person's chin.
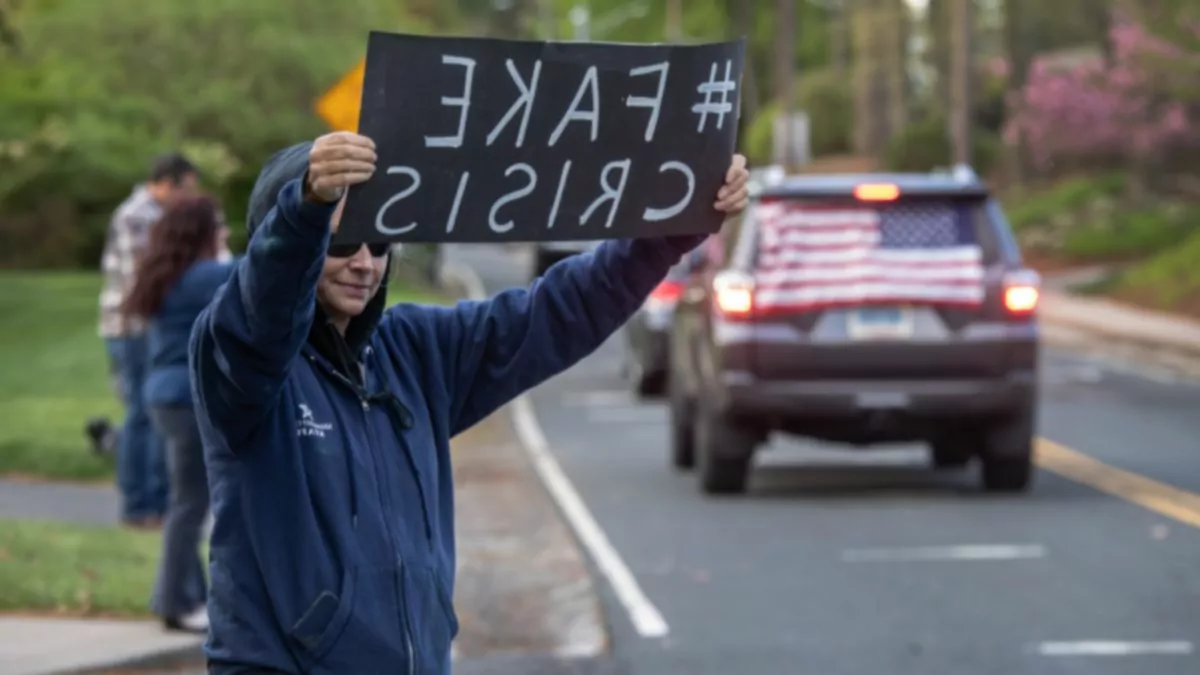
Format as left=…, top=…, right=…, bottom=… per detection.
left=328, top=295, right=368, bottom=318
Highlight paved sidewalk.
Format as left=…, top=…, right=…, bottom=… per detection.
left=0, top=479, right=120, bottom=525
left=0, top=618, right=202, bottom=675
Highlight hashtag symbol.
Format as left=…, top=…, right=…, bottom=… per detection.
left=691, top=60, right=737, bottom=133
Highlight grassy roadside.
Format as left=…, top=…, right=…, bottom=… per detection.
left=0, top=518, right=161, bottom=616
left=1003, top=174, right=1200, bottom=319
left=0, top=269, right=446, bottom=482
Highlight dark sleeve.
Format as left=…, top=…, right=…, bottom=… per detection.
left=427, top=235, right=704, bottom=435
left=188, top=180, right=336, bottom=448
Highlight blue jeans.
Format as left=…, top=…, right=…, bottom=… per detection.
left=105, top=335, right=168, bottom=520
left=149, top=405, right=208, bottom=618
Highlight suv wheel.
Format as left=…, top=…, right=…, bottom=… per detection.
left=980, top=407, right=1036, bottom=493
left=636, top=370, right=667, bottom=398
left=667, top=369, right=695, bottom=470
left=693, top=404, right=755, bottom=495
left=929, top=438, right=972, bottom=470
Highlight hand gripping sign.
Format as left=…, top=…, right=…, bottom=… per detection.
left=336, top=31, right=746, bottom=245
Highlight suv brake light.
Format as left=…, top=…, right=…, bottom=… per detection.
left=854, top=183, right=900, bottom=202
left=713, top=270, right=755, bottom=318
left=1003, top=269, right=1040, bottom=315
left=645, top=279, right=684, bottom=310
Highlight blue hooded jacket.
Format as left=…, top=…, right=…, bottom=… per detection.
left=190, top=142, right=705, bottom=674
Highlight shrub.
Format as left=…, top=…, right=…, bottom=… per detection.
left=883, top=117, right=1000, bottom=176
left=743, top=67, right=854, bottom=165
left=1004, top=20, right=1198, bottom=173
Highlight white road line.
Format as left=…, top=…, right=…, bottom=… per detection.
left=562, top=390, right=634, bottom=407
left=444, top=263, right=670, bottom=640
left=841, top=544, right=1046, bottom=563
left=1035, top=641, right=1194, bottom=657
left=585, top=407, right=667, bottom=425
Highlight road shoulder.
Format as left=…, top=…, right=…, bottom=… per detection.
left=452, top=411, right=609, bottom=659
left=1040, top=290, right=1200, bottom=377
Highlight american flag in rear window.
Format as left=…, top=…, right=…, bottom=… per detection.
left=753, top=200, right=985, bottom=312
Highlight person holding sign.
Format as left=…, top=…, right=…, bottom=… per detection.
left=191, top=131, right=748, bottom=675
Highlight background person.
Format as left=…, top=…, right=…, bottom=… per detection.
left=90, top=153, right=200, bottom=528
left=191, top=132, right=748, bottom=674
left=121, top=192, right=234, bottom=634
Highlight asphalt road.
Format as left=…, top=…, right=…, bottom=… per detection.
left=445, top=243, right=1200, bottom=675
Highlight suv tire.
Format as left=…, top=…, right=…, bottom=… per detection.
left=636, top=370, right=667, bottom=398
left=980, top=407, right=1036, bottom=493
left=929, top=438, right=972, bottom=469
left=693, top=404, right=755, bottom=495
left=667, top=369, right=695, bottom=470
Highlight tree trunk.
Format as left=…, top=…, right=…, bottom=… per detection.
left=830, top=0, right=849, bottom=73
left=774, top=0, right=796, bottom=166
left=666, top=0, right=683, bottom=43
left=949, top=0, right=973, bottom=166
left=731, top=0, right=759, bottom=127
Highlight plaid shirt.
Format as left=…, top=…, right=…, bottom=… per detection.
left=98, top=186, right=163, bottom=338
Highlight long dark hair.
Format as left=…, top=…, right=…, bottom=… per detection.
left=122, top=193, right=222, bottom=319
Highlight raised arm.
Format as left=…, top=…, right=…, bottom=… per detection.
left=437, top=236, right=701, bottom=434
left=189, top=134, right=376, bottom=447
left=432, top=155, right=750, bottom=435
left=188, top=178, right=335, bottom=445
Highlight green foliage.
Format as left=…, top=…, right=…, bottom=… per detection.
left=1003, top=173, right=1127, bottom=232
left=0, top=0, right=445, bottom=268
left=745, top=68, right=854, bottom=165
left=1116, top=228, right=1200, bottom=310
left=882, top=117, right=1000, bottom=176
left=1004, top=173, right=1198, bottom=262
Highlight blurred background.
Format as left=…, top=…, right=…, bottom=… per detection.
left=2, top=0, right=1197, bottom=313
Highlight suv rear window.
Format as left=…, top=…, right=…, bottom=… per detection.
left=749, top=196, right=999, bottom=312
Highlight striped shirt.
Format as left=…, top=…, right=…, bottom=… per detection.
left=98, top=186, right=163, bottom=338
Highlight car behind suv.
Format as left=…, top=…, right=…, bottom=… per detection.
left=667, top=168, right=1040, bottom=495
left=531, top=240, right=601, bottom=279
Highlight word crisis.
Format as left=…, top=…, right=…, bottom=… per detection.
left=340, top=32, right=745, bottom=244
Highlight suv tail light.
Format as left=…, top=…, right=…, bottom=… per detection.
left=645, top=279, right=684, bottom=311
left=1003, top=269, right=1040, bottom=316
left=713, top=270, right=755, bottom=318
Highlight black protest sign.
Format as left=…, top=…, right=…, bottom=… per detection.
left=336, top=31, right=745, bottom=245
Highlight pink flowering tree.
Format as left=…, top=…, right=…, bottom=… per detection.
left=1004, top=19, right=1198, bottom=180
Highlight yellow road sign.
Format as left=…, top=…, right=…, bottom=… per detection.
left=315, top=59, right=365, bottom=132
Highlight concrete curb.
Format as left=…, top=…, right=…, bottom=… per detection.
left=35, top=641, right=203, bottom=675
left=1040, top=292, right=1200, bottom=372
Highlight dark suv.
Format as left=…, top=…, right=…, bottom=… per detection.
left=667, top=169, right=1041, bottom=495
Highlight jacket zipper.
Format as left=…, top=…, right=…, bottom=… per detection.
left=360, top=396, right=416, bottom=675
left=308, top=347, right=418, bottom=673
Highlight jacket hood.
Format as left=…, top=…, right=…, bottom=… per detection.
left=246, top=142, right=389, bottom=381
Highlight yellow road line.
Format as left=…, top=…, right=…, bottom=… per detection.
left=1035, top=438, right=1200, bottom=530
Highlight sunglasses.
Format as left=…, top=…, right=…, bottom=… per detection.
left=327, top=242, right=390, bottom=259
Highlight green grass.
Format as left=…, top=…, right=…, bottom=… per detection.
left=0, top=270, right=445, bottom=481
left=0, top=518, right=161, bottom=616
left=1003, top=172, right=1126, bottom=233
left=0, top=272, right=119, bottom=481
left=1111, top=230, right=1200, bottom=312
left=1004, top=173, right=1197, bottom=263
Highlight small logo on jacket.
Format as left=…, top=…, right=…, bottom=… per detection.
left=297, top=403, right=333, bottom=439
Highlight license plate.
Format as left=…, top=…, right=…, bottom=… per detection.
left=847, top=307, right=914, bottom=340
left=855, top=391, right=911, bottom=409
